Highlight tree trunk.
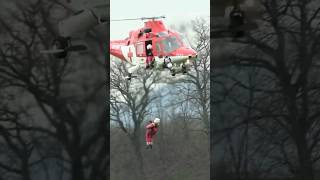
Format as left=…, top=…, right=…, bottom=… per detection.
left=131, top=130, right=146, bottom=180
left=295, top=130, right=314, bottom=180
left=22, top=160, right=31, bottom=180
left=71, top=153, right=84, bottom=180
left=287, top=88, right=314, bottom=180
left=159, top=126, right=169, bottom=179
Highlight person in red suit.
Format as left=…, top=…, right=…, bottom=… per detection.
left=145, top=118, right=160, bottom=149
left=146, top=43, right=154, bottom=69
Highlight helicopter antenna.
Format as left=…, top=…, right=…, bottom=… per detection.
left=111, top=16, right=165, bottom=22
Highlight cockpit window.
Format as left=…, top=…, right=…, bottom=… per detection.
left=157, top=31, right=168, bottom=37
left=178, top=34, right=192, bottom=48
left=161, top=36, right=181, bottom=53
left=156, top=42, right=161, bottom=53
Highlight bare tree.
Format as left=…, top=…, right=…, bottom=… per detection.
left=0, top=1, right=107, bottom=180
left=110, top=62, right=160, bottom=180
left=0, top=109, right=33, bottom=180
left=175, top=18, right=210, bottom=133
left=213, top=0, right=320, bottom=180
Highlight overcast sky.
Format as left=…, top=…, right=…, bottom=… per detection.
left=110, top=0, right=210, bottom=40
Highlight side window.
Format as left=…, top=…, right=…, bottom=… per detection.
left=136, top=42, right=144, bottom=56
left=156, top=42, right=161, bottom=53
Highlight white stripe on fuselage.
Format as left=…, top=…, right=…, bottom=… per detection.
left=121, top=45, right=147, bottom=65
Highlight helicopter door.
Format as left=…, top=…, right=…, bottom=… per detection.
left=145, top=40, right=152, bottom=55
left=135, top=41, right=146, bottom=64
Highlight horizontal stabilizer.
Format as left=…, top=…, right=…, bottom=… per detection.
left=40, top=45, right=87, bottom=55
left=67, top=45, right=88, bottom=51
left=40, top=49, right=65, bottom=54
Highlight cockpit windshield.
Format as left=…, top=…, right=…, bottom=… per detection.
left=178, top=34, right=192, bottom=49
left=161, top=36, right=181, bottom=53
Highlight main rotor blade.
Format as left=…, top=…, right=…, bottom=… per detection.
left=111, top=16, right=165, bottom=22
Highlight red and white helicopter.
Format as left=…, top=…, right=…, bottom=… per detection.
left=110, top=16, right=197, bottom=78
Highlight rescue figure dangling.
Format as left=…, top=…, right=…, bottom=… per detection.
left=145, top=118, right=160, bottom=149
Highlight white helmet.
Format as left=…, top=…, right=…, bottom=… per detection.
left=167, top=62, right=173, bottom=69
left=154, top=118, right=160, bottom=124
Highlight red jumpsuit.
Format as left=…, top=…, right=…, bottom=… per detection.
left=146, top=47, right=154, bottom=65
left=145, top=122, right=159, bottom=144
left=146, top=40, right=154, bottom=66
left=146, top=55, right=154, bottom=65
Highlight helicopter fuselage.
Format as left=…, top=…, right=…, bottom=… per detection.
left=110, top=20, right=197, bottom=73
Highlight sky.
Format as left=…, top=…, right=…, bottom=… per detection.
left=110, top=0, right=210, bottom=40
